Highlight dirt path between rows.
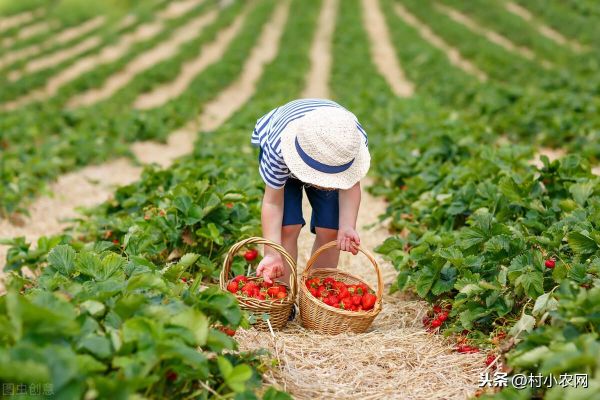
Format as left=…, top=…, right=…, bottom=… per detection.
left=0, top=0, right=288, bottom=275
left=436, top=3, right=552, bottom=69
left=235, top=2, right=483, bottom=397
left=0, top=7, right=44, bottom=33
left=1, top=0, right=200, bottom=111
left=8, top=35, right=102, bottom=80
left=237, top=181, right=484, bottom=399
left=1, top=13, right=141, bottom=111
left=68, top=6, right=217, bottom=107
left=197, top=0, right=291, bottom=131
left=361, top=0, right=414, bottom=98
left=133, top=3, right=250, bottom=110
left=1, top=19, right=55, bottom=48
left=505, top=2, right=585, bottom=53
left=0, top=16, right=106, bottom=70
left=301, top=0, right=338, bottom=99
left=394, top=3, right=487, bottom=82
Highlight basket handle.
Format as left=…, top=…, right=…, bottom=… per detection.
left=303, top=241, right=384, bottom=301
left=219, top=237, right=298, bottom=299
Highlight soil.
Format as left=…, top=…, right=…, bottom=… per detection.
left=360, top=0, right=414, bottom=97
left=197, top=0, right=291, bottom=131
left=394, top=3, right=487, bottom=81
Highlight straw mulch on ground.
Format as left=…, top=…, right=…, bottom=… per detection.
left=236, top=184, right=486, bottom=399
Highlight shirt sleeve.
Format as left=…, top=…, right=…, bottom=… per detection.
left=251, top=108, right=277, bottom=146
left=259, top=145, right=290, bottom=189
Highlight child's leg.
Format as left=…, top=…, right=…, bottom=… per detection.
left=281, top=224, right=302, bottom=283
left=312, top=227, right=339, bottom=268
left=305, top=185, right=340, bottom=268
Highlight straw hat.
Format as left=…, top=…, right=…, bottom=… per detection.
left=280, top=107, right=370, bottom=190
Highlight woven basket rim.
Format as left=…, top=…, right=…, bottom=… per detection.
left=219, top=237, right=298, bottom=301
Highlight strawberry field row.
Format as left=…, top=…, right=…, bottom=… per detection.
left=330, top=1, right=599, bottom=398
left=511, top=0, right=600, bottom=48
left=384, top=0, right=600, bottom=157
left=0, top=1, right=272, bottom=215
left=1, top=0, right=318, bottom=398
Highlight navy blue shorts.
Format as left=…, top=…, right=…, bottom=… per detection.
left=259, top=148, right=339, bottom=234
left=283, top=178, right=339, bottom=234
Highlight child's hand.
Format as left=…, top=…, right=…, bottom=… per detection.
left=337, top=227, right=360, bottom=255
left=256, top=253, right=284, bottom=283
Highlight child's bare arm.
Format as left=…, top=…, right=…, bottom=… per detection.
left=338, top=181, right=361, bottom=254
left=256, top=186, right=285, bottom=283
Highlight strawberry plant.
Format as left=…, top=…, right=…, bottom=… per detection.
left=0, top=245, right=281, bottom=399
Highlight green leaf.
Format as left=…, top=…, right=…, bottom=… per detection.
left=178, top=253, right=200, bottom=268
left=567, top=232, right=599, bottom=256
left=47, top=245, right=76, bottom=275
left=217, top=356, right=233, bottom=378
left=80, top=300, right=106, bottom=317
left=509, top=314, right=536, bottom=339
left=515, top=270, right=544, bottom=298
left=77, top=334, right=113, bottom=359
left=171, top=308, right=208, bottom=346
left=569, top=182, right=595, bottom=206
left=510, top=346, right=550, bottom=368
left=262, top=386, right=293, bottom=400
left=532, top=293, right=559, bottom=317
left=415, top=265, right=436, bottom=297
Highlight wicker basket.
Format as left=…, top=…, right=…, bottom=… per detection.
left=220, top=237, right=297, bottom=330
left=299, top=241, right=383, bottom=334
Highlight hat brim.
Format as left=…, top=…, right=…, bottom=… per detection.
left=279, top=118, right=371, bottom=190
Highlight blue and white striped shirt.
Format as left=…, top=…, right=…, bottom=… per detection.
left=251, top=99, right=368, bottom=189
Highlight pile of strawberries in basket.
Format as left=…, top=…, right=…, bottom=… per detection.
left=226, top=275, right=288, bottom=300
left=305, top=276, right=377, bottom=311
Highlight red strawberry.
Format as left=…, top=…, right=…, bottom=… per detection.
left=433, top=305, right=442, bottom=314
left=422, top=316, right=431, bottom=326
left=361, top=293, right=377, bottom=310
left=357, top=283, right=369, bottom=295
left=244, top=249, right=258, bottom=262
left=307, top=277, right=320, bottom=288
left=352, top=294, right=362, bottom=306
left=545, top=259, right=556, bottom=269
left=166, top=370, right=178, bottom=382
left=309, top=287, right=318, bottom=297
left=438, top=311, right=449, bottom=322
left=225, top=202, right=234, bottom=209
left=338, top=286, right=350, bottom=299
left=227, top=281, right=239, bottom=293
left=233, top=275, right=249, bottom=283
left=317, top=285, right=327, bottom=297
left=486, top=354, right=496, bottom=367
left=261, top=280, right=273, bottom=288
left=430, top=319, right=442, bottom=328
left=267, top=286, right=280, bottom=297
left=341, top=297, right=353, bottom=310
left=112, top=239, right=120, bottom=245
left=276, top=291, right=286, bottom=299
left=323, top=277, right=335, bottom=287
left=456, top=345, right=469, bottom=353
left=219, top=326, right=236, bottom=336
left=327, top=294, right=339, bottom=305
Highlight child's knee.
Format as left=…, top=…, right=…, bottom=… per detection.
left=315, top=227, right=337, bottom=242
left=282, top=224, right=302, bottom=241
